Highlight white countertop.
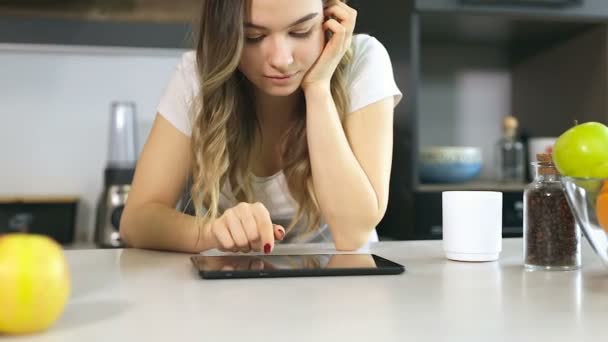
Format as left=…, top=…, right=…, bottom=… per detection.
left=5, top=238, right=608, bottom=342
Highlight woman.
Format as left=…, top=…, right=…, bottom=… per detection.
left=120, top=0, right=402, bottom=254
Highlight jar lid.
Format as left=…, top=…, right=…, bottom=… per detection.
left=536, top=153, right=553, bottom=163
left=535, top=153, right=559, bottom=175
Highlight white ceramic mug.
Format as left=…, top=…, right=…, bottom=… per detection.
left=442, top=191, right=503, bottom=262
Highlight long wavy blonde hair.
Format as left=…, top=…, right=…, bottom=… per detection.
left=189, top=0, right=352, bottom=239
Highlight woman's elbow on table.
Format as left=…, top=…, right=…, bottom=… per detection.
left=118, top=207, right=138, bottom=248
left=331, top=222, right=377, bottom=251
left=328, top=212, right=382, bottom=251
left=333, top=234, right=370, bottom=251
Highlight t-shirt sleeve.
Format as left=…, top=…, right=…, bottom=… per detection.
left=347, top=35, right=403, bottom=114
left=156, top=51, right=198, bottom=136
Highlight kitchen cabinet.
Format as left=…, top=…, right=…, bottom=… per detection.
left=0, top=16, right=192, bottom=48
left=0, top=0, right=201, bottom=48
left=0, top=196, right=79, bottom=244
left=0, top=0, right=201, bottom=23
left=513, top=25, right=608, bottom=136
left=417, top=0, right=608, bottom=20
left=413, top=191, right=524, bottom=239
left=350, top=0, right=608, bottom=240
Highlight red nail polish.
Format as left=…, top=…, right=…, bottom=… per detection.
left=264, top=243, right=271, bottom=254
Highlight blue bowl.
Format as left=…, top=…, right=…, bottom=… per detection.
left=419, top=147, right=483, bottom=184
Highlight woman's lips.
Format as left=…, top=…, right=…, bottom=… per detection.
left=264, top=72, right=298, bottom=85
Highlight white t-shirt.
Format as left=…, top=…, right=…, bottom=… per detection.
left=157, top=34, right=403, bottom=244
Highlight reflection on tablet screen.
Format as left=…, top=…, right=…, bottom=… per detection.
left=193, top=254, right=378, bottom=272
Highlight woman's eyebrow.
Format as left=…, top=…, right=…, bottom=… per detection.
left=244, top=12, right=319, bottom=30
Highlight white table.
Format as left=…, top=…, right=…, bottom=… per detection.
left=5, top=238, right=607, bottom=342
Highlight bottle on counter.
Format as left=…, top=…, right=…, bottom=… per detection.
left=523, top=153, right=581, bottom=271
left=496, top=116, right=525, bottom=183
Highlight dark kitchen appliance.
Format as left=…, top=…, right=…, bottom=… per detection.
left=95, top=101, right=138, bottom=248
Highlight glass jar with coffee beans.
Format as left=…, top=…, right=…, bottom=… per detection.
left=523, top=153, right=581, bottom=270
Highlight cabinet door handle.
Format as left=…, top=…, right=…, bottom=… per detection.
left=514, top=200, right=524, bottom=219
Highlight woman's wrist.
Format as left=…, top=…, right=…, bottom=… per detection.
left=302, top=81, right=331, bottom=98
left=193, top=217, right=216, bottom=252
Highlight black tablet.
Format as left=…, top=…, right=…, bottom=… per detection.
left=190, top=253, right=405, bottom=279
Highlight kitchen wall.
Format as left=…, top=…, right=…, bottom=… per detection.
left=0, top=43, right=185, bottom=242
left=419, top=43, right=512, bottom=180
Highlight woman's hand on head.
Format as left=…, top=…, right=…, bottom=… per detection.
left=301, top=1, right=357, bottom=91
left=204, top=202, right=285, bottom=254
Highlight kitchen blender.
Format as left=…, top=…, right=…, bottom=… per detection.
left=95, top=101, right=138, bottom=248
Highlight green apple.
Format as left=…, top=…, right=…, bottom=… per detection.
left=592, top=161, right=608, bottom=178
left=553, top=121, right=608, bottom=178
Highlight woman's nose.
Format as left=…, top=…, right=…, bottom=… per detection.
left=268, top=37, right=294, bottom=71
